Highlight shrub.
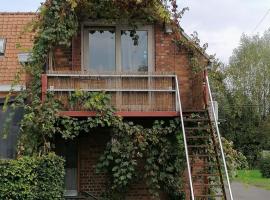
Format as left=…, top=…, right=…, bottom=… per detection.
left=0, top=153, right=65, bottom=200
left=259, top=156, right=270, bottom=178
left=221, top=137, right=248, bottom=177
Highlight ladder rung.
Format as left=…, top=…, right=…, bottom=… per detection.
left=186, top=136, right=210, bottom=139
left=184, top=118, right=210, bottom=122
left=192, top=163, right=220, bottom=167
left=195, top=194, right=224, bottom=197
left=193, top=184, right=224, bottom=187
left=185, top=127, right=210, bottom=131
left=192, top=169, right=220, bottom=174
left=192, top=173, right=220, bottom=177
left=183, top=109, right=207, bottom=113
left=190, top=155, right=211, bottom=158
left=188, top=145, right=209, bottom=148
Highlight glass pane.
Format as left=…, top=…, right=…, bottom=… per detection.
left=0, top=39, right=5, bottom=55
left=121, top=31, right=148, bottom=72
left=89, top=30, right=115, bottom=72
left=55, top=139, right=78, bottom=196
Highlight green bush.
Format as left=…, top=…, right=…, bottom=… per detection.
left=259, top=156, right=270, bottom=178
left=0, top=153, right=65, bottom=200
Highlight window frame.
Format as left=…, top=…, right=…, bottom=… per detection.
left=83, top=26, right=116, bottom=73
left=81, top=23, right=154, bottom=73
left=0, top=38, right=6, bottom=57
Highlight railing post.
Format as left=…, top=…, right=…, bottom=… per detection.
left=205, top=74, right=234, bottom=200
left=175, top=76, right=195, bottom=200
left=203, top=69, right=209, bottom=109
left=41, top=74, right=47, bottom=102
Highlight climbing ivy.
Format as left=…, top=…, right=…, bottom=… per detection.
left=96, top=119, right=185, bottom=198
left=173, top=31, right=209, bottom=73
left=2, top=0, right=191, bottom=198
left=16, top=91, right=186, bottom=198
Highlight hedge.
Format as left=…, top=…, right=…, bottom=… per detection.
left=0, top=153, right=65, bottom=200
left=259, top=156, right=270, bottom=178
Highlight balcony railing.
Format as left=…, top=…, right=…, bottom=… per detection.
left=41, top=71, right=180, bottom=117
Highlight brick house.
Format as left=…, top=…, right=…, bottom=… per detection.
left=0, top=11, right=231, bottom=200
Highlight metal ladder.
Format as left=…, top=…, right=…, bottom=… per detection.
left=175, top=75, right=234, bottom=200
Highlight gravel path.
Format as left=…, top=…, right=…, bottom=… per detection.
left=228, top=182, right=270, bottom=200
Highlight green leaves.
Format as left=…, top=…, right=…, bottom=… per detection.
left=259, top=156, right=270, bottom=178
left=95, top=119, right=185, bottom=198
left=209, top=32, right=270, bottom=166
left=0, top=153, right=65, bottom=200
left=8, top=0, right=189, bottom=198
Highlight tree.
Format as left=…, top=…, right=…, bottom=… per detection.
left=209, top=29, right=270, bottom=167
left=227, top=29, right=270, bottom=118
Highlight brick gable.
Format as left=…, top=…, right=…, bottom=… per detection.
left=0, top=12, right=35, bottom=97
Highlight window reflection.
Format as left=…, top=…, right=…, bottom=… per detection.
left=0, top=38, right=6, bottom=56
left=89, top=30, right=115, bottom=72
left=121, top=31, right=148, bottom=72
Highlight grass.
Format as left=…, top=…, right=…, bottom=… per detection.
left=234, top=170, right=270, bottom=190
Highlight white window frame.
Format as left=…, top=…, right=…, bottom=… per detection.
left=0, top=38, right=6, bottom=56
left=81, top=23, right=154, bottom=73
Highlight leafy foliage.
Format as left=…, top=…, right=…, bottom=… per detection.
left=209, top=31, right=270, bottom=166
left=2, top=0, right=194, bottom=198
left=259, top=155, right=270, bottom=178
left=228, top=30, right=270, bottom=118
left=96, top=120, right=185, bottom=198
left=0, top=153, right=65, bottom=200
left=15, top=90, right=186, bottom=198
left=221, top=137, right=248, bottom=177
left=173, top=31, right=209, bottom=73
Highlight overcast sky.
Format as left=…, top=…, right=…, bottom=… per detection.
left=181, top=0, right=270, bottom=63
left=1, top=0, right=269, bottom=63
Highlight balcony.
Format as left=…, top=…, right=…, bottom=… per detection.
left=41, top=71, right=180, bottom=117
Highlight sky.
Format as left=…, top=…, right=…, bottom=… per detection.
left=0, top=0, right=269, bottom=63
left=180, top=0, right=270, bottom=63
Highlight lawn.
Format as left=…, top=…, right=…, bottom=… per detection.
left=234, top=170, right=270, bottom=190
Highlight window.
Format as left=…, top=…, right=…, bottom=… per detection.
left=0, top=38, right=6, bottom=56
left=121, top=31, right=148, bottom=72
left=88, top=29, right=116, bottom=72
left=0, top=103, right=23, bottom=159
left=83, top=25, right=153, bottom=73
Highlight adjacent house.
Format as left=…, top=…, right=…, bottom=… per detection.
left=0, top=7, right=231, bottom=200
left=0, top=13, right=35, bottom=158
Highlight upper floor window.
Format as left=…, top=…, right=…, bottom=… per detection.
left=89, top=28, right=116, bottom=72
left=83, top=25, right=153, bottom=73
left=0, top=38, right=6, bottom=56
left=121, top=30, right=148, bottom=72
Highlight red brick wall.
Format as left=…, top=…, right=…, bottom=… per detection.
left=0, top=14, right=207, bottom=107
left=53, top=24, right=207, bottom=110
left=154, top=24, right=207, bottom=110
left=52, top=31, right=81, bottom=71
left=53, top=46, right=72, bottom=71
left=78, top=131, right=169, bottom=200
left=155, top=25, right=192, bottom=110
left=72, top=33, right=81, bottom=70
left=0, top=13, right=35, bottom=97
left=78, top=131, right=109, bottom=197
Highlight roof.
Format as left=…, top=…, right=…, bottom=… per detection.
left=180, top=28, right=211, bottom=61
left=0, top=12, right=36, bottom=87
